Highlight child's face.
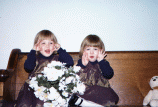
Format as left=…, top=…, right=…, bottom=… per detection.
left=38, top=39, right=55, bottom=57
left=84, top=46, right=99, bottom=62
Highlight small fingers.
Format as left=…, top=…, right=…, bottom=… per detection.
left=103, top=51, right=106, bottom=55
left=101, top=50, right=107, bottom=58
left=103, top=52, right=107, bottom=58
left=33, top=40, right=41, bottom=50
left=54, top=43, right=61, bottom=51
left=104, top=54, right=107, bottom=58
left=36, top=40, right=41, bottom=46
left=82, top=52, right=86, bottom=60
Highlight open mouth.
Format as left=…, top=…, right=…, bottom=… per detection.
left=90, top=56, right=94, bottom=58
left=45, top=49, right=50, bottom=54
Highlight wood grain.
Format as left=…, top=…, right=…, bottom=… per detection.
left=3, top=50, right=158, bottom=105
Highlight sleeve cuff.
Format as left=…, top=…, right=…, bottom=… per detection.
left=78, top=59, right=86, bottom=68
left=57, top=47, right=64, bottom=53
left=98, top=59, right=106, bottom=65
left=30, top=49, right=36, bottom=53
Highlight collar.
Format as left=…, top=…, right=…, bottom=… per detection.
left=39, top=53, right=54, bottom=59
left=90, top=60, right=98, bottom=65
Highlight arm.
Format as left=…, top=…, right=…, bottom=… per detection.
left=98, top=59, right=114, bottom=79
left=57, top=48, right=74, bottom=67
left=76, top=59, right=86, bottom=68
left=24, top=50, right=36, bottom=73
left=143, top=90, right=152, bottom=106
left=97, top=50, right=113, bottom=79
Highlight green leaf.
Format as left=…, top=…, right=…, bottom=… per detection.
left=55, top=66, right=61, bottom=70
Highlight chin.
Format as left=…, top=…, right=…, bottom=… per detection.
left=89, top=59, right=97, bottom=62
left=44, top=54, right=51, bottom=57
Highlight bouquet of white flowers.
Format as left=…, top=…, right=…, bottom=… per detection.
left=29, top=61, right=86, bottom=107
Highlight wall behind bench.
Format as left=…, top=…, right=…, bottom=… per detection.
left=1, top=0, right=158, bottom=70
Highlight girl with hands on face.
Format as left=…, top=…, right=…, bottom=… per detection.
left=24, top=30, right=74, bottom=72
left=82, top=47, right=107, bottom=66
left=16, top=30, right=74, bottom=107
left=68, top=35, right=119, bottom=107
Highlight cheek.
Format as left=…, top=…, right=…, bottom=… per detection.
left=51, top=45, right=55, bottom=50
left=94, top=51, right=99, bottom=55
left=85, top=51, right=90, bottom=56
left=38, top=45, right=43, bottom=50
left=94, top=51, right=99, bottom=58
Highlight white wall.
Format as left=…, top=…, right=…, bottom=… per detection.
left=0, top=0, right=158, bottom=69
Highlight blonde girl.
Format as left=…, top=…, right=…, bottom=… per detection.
left=68, top=34, right=119, bottom=107
left=15, top=30, right=74, bottom=107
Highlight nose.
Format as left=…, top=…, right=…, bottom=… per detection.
left=90, top=50, right=94, bottom=54
left=46, top=43, right=50, bottom=47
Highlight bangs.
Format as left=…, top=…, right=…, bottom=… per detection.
left=79, top=34, right=105, bottom=58
left=38, top=35, right=53, bottom=41
left=85, top=42, right=100, bottom=48
left=84, top=39, right=101, bottom=48
left=34, top=30, right=57, bottom=45
left=38, top=30, right=56, bottom=41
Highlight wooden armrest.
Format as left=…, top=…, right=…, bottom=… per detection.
left=0, top=69, right=14, bottom=82
left=3, top=49, right=21, bottom=101
left=7, top=49, right=21, bottom=70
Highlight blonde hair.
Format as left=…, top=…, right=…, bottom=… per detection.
left=79, top=34, right=105, bottom=58
left=34, top=30, right=58, bottom=45
left=34, top=30, right=58, bottom=54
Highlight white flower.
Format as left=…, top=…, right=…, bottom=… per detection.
left=43, top=67, right=64, bottom=81
left=65, top=76, right=75, bottom=84
left=59, top=82, right=66, bottom=91
left=50, top=61, right=64, bottom=66
left=56, top=96, right=67, bottom=106
left=51, top=101, right=60, bottom=107
left=38, top=92, right=48, bottom=101
left=77, top=82, right=86, bottom=95
left=29, top=61, right=85, bottom=107
left=62, top=91, right=69, bottom=97
left=47, top=87, right=60, bottom=100
left=72, top=86, right=78, bottom=93
left=73, top=66, right=81, bottom=73
left=34, top=86, right=46, bottom=98
left=75, top=74, right=80, bottom=81
left=29, top=77, right=36, bottom=84
left=60, top=77, right=65, bottom=83
left=47, top=63, right=52, bottom=68
left=29, top=77, right=39, bottom=90
left=44, top=101, right=58, bottom=107
left=37, top=74, right=43, bottom=78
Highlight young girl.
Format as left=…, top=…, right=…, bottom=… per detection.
left=68, top=35, right=119, bottom=107
left=15, top=30, right=74, bottom=107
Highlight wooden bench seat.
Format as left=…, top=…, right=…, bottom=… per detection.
left=3, top=49, right=158, bottom=106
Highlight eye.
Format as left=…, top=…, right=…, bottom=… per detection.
left=86, top=48, right=90, bottom=50
left=94, top=48, right=98, bottom=50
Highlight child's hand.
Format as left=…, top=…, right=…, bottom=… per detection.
left=97, top=50, right=107, bottom=62
left=33, top=40, right=41, bottom=51
left=82, top=52, right=89, bottom=66
left=54, top=43, right=61, bottom=51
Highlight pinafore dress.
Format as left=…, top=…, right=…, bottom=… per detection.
left=15, top=54, right=59, bottom=107
left=77, top=62, right=119, bottom=106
